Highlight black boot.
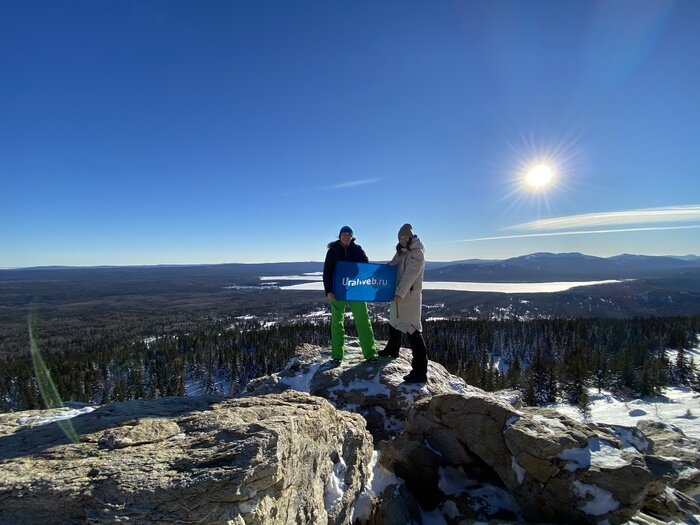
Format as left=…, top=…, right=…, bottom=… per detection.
left=378, top=325, right=402, bottom=358
left=403, top=330, right=428, bottom=382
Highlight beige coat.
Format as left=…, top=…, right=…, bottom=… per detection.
left=389, top=235, right=425, bottom=334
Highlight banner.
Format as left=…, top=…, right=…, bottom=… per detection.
left=333, top=261, right=397, bottom=302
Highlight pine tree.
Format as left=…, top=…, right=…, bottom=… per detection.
left=675, top=347, right=690, bottom=385
left=506, top=354, right=521, bottom=390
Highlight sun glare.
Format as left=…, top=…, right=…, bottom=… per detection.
left=526, top=164, right=554, bottom=188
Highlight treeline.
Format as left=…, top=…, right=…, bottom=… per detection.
left=1, top=316, right=698, bottom=413
left=419, top=316, right=699, bottom=414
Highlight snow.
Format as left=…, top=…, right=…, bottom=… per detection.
left=185, top=376, right=231, bottom=396
left=604, top=426, right=650, bottom=452
left=17, top=406, right=97, bottom=426
left=437, top=466, right=520, bottom=518
left=302, top=309, right=330, bottom=318
left=279, top=360, right=324, bottom=392
left=550, top=386, right=700, bottom=439
left=373, top=405, right=403, bottom=435
left=572, top=481, right=620, bottom=516
left=438, top=466, right=478, bottom=496
left=260, top=273, right=323, bottom=281
left=421, top=509, right=450, bottom=524
left=343, top=371, right=391, bottom=397
left=532, top=414, right=567, bottom=432
left=324, top=454, right=347, bottom=513
left=466, top=484, right=520, bottom=516
left=556, top=438, right=629, bottom=472
left=351, top=451, right=403, bottom=522
left=279, top=279, right=624, bottom=293
left=511, top=457, right=526, bottom=484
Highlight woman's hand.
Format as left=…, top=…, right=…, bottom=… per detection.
left=393, top=295, right=402, bottom=303
left=327, top=292, right=336, bottom=302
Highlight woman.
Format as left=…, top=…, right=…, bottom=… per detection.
left=378, top=223, right=428, bottom=382
left=323, top=225, right=378, bottom=364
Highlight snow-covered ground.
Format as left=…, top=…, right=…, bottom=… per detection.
left=551, top=345, right=700, bottom=439
left=550, top=386, right=700, bottom=439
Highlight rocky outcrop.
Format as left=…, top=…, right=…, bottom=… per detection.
left=0, top=391, right=374, bottom=525
left=246, top=341, right=512, bottom=442
left=381, top=394, right=657, bottom=524
left=249, top=341, right=700, bottom=524
left=632, top=420, right=700, bottom=522
left=3, top=340, right=700, bottom=525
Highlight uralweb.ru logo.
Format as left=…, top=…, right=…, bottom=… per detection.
left=342, top=277, right=389, bottom=287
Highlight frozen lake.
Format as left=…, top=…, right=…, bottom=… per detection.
left=260, top=274, right=623, bottom=294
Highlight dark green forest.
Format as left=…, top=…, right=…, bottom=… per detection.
left=2, top=315, right=698, bottom=413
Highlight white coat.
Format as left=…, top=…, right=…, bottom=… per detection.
left=389, top=235, right=425, bottom=334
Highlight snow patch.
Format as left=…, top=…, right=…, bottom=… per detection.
left=533, top=414, right=567, bottom=432
left=351, top=451, right=402, bottom=522
left=17, top=406, right=97, bottom=427
left=557, top=438, right=628, bottom=472
left=511, top=457, right=526, bottom=484
left=438, top=466, right=478, bottom=496
left=573, top=481, right=619, bottom=516
left=324, top=455, right=348, bottom=512
left=279, top=360, right=323, bottom=392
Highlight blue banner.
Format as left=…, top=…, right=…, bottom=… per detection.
left=334, top=261, right=397, bottom=302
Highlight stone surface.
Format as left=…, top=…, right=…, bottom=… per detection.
left=382, top=393, right=658, bottom=524
left=0, top=391, right=374, bottom=525
left=246, top=340, right=508, bottom=443
left=3, top=342, right=700, bottom=525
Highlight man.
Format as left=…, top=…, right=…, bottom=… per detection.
left=323, top=225, right=378, bottom=364
left=378, top=223, right=428, bottom=383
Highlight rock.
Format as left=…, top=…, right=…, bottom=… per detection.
left=97, top=418, right=181, bottom=449
left=369, top=484, right=423, bottom=525
left=0, top=391, right=374, bottom=525
left=3, top=342, right=696, bottom=525
left=633, top=420, right=700, bottom=523
left=636, top=420, right=700, bottom=496
left=246, top=340, right=512, bottom=443
left=382, top=393, right=657, bottom=524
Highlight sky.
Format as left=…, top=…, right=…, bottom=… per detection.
left=1, top=0, right=699, bottom=267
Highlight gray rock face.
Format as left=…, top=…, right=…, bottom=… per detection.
left=246, top=341, right=499, bottom=443
left=381, top=394, right=659, bottom=524
left=0, top=391, right=374, bottom=525
left=247, top=341, right=700, bottom=524
left=634, top=420, right=700, bottom=522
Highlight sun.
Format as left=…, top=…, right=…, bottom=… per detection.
left=526, top=164, right=554, bottom=188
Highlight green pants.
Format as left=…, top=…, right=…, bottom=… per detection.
left=330, top=300, right=377, bottom=360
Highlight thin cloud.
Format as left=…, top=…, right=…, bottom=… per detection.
left=453, top=224, right=700, bottom=243
left=325, top=178, right=381, bottom=190
left=510, top=205, right=700, bottom=231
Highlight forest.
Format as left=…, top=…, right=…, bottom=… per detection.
left=2, top=314, right=698, bottom=414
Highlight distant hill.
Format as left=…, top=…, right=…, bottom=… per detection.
left=425, top=252, right=700, bottom=282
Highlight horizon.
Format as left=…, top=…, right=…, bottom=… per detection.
left=2, top=250, right=699, bottom=271
left=2, top=1, right=700, bottom=267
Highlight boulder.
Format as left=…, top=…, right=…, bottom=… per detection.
left=0, top=391, right=374, bottom=525
left=246, top=340, right=508, bottom=443
left=634, top=420, right=700, bottom=523
left=382, top=393, right=658, bottom=524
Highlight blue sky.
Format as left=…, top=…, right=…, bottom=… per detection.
left=1, top=0, right=699, bottom=267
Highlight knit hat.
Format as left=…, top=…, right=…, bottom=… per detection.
left=398, top=223, right=413, bottom=239
left=339, top=225, right=354, bottom=237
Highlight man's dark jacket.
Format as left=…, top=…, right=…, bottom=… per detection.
left=323, top=239, right=369, bottom=295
